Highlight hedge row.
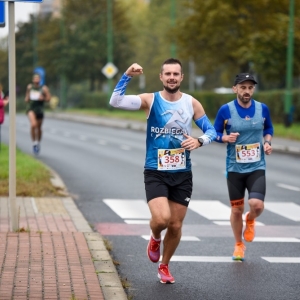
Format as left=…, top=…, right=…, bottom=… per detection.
left=15, top=89, right=300, bottom=123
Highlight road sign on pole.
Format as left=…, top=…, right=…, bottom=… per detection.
left=102, top=62, right=118, bottom=79
left=0, top=1, right=5, bottom=28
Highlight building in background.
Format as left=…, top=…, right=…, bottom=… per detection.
left=39, top=0, right=61, bottom=18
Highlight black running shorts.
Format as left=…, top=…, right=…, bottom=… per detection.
left=144, top=169, right=193, bottom=207
left=227, top=169, right=266, bottom=202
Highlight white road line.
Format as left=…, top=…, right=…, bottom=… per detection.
left=125, top=220, right=149, bottom=224
left=277, top=183, right=300, bottom=192
left=264, top=202, right=300, bottom=222
left=120, top=145, right=131, bottom=151
left=253, top=237, right=300, bottom=242
left=141, top=235, right=200, bottom=241
left=170, top=256, right=234, bottom=262
left=213, top=221, right=264, bottom=226
left=189, top=200, right=232, bottom=220
left=103, top=199, right=151, bottom=219
left=262, top=257, right=300, bottom=263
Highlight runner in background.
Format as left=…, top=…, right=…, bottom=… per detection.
left=25, top=74, right=51, bottom=155
left=109, top=58, right=216, bottom=284
left=214, top=73, right=273, bottom=261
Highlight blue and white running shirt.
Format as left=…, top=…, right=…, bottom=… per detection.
left=145, top=92, right=194, bottom=172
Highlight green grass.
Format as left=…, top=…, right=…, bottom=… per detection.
left=67, top=108, right=300, bottom=141
left=0, top=144, right=59, bottom=197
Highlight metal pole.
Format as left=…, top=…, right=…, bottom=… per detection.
left=107, top=0, right=113, bottom=101
left=284, top=0, right=295, bottom=127
left=33, top=9, right=38, bottom=68
left=170, top=0, right=176, bottom=57
left=8, top=1, right=18, bottom=231
left=60, top=0, right=67, bottom=109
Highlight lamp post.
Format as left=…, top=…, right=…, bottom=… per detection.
left=284, top=0, right=295, bottom=127
left=107, top=0, right=113, bottom=99
left=170, top=0, right=176, bottom=58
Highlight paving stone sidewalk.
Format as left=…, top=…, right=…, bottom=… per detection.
left=0, top=197, right=127, bottom=300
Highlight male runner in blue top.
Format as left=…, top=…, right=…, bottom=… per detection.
left=109, top=58, right=216, bottom=284
left=214, top=73, right=273, bottom=261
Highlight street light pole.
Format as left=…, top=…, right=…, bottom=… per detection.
left=284, top=0, right=295, bottom=127
left=170, top=0, right=176, bottom=58
left=107, top=0, right=113, bottom=100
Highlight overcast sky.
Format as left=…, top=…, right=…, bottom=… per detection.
left=0, top=2, right=38, bottom=38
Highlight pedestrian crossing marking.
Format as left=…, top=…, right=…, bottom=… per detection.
left=277, top=183, right=300, bottom=192
left=264, top=202, right=300, bottom=222
left=261, top=257, right=300, bottom=263
left=188, top=200, right=231, bottom=220
left=103, top=199, right=300, bottom=224
left=103, top=199, right=151, bottom=219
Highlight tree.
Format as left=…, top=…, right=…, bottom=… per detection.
left=175, top=0, right=300, bottom=88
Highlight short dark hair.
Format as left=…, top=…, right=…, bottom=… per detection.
left=160, top=58, right=183, bottom=74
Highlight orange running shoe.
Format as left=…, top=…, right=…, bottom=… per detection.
left=158, top=263, right=175, bottom=284
left=243, top=212, right=256, bottom=242
left=232, top=242, right=246, bottom=261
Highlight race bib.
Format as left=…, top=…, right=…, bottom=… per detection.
left=30, top=90, right=41, bottom=101
left=157, top=148, right=186, bottom=170
left=236, top=143, right=261, bottom=163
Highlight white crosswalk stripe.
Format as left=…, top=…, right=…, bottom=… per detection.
left=264, top=202, right=300, bottom=221
left=103, top=199, right=300, bottom=224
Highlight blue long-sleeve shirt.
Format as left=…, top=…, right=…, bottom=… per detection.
left=214, top=99, right=274, bottom=143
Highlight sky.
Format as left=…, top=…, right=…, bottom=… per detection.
left=0, top=2, right=38, bottom=38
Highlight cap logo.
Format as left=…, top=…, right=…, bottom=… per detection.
left=246, top=75, right=249, bottom=77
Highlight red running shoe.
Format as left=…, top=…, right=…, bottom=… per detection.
left=147, top=234, right=161, bottom=263
left=158, top=263, right=175, bottom=284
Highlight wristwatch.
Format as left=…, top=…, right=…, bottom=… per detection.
left=264, top=140, right=271, bottom=146
left=198, top=138, right=204, bottom=147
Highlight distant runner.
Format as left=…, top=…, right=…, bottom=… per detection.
left=25, top=74, right=51, bottom=155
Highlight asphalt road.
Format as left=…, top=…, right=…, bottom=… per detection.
left=2, top=115, right=300, bottom=300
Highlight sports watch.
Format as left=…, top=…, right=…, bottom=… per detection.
left=198, top=138, right=204, bottom=147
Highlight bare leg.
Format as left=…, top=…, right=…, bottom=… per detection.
left=27, top=111, right=38, bottom=142
left=230, top=205, right=244, bottom=243
left=247, top=198, right=264, bottom=220
left=36, top=118, right=43, bottom=142
left=161, top=201, right=187, bottom=265
left=148, top=197, right=170, bottom=240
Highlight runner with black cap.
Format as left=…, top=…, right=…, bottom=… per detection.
left=214, top=73, right=274, bottom=261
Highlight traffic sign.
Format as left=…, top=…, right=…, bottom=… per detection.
left=0, top=2, right=5, bottom=28
left=0, top=1, right=43, bottom=2
left=102, top=62, right=118, bottom=79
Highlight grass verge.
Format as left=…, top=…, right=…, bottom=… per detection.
left=0, top=144, right=60, bottom=197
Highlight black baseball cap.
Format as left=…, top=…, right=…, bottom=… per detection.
left=234, top=73, right=257, bottom=85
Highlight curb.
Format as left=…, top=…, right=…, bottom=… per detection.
left=47, top=166, right=128, bottom=300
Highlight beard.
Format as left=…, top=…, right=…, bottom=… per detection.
left=163, top=84, right=180, bottom=94
left=238, top=93, right=251, bottom=104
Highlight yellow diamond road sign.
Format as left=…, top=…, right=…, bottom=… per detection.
left=102, top=62, right=118, bottom=79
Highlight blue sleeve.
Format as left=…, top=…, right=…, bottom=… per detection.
left=194, top=114, right=217, bottom=145
left=214, top=104, right=231, bottom=143
left=262, top=104, right=274, bottom=136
